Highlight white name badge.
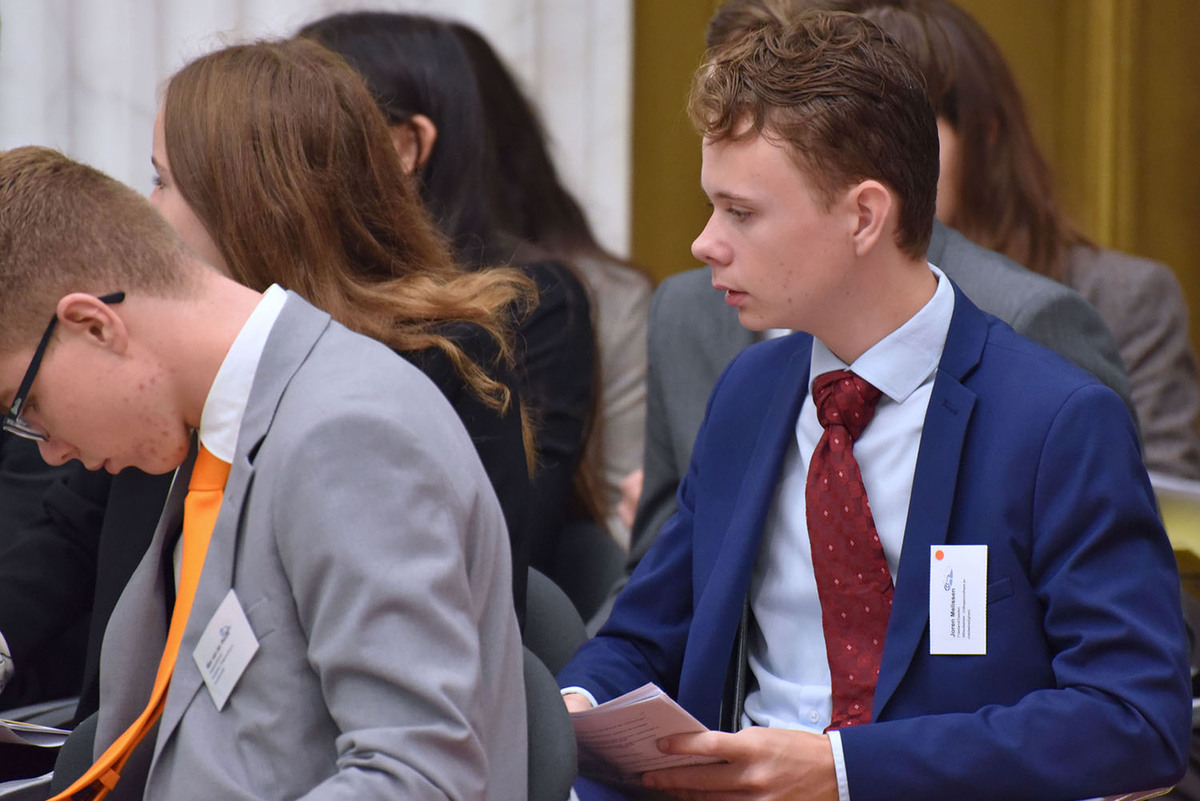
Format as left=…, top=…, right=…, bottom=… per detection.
left=929, top=545, right=987, bottom=655
left=192, top=589, right=260, bottom=711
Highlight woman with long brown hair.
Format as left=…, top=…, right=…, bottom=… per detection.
left=857, top=0, right=1200, bottom=479
left=150, top=37, right=538, bottom=618
left=299, top=12, right=605, bottom=581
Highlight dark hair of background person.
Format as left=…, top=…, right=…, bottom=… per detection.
left=162, top=37, right=534, bottom=413
left=298, top=11, right=608, bottom=538
left=296, top=12, right=504, bottom=270
left=855, top=0, right=1090, bottom=281
left=706, top=0, right=1087, bottom=281
left=448, top=20, right=652, bottom=284
left=691, top=8, right=940, bottom=260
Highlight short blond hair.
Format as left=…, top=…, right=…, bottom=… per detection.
left=0, top=146, right=194, bottom=350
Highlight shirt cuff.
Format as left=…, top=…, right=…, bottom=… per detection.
left=0, top=630, right=13, bottom=696
left=560, top=686, right=598, bottom=708
left=827, top=729, right=851, bottom=801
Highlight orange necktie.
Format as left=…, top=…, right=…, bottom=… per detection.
left=51, top=445, right=230, bottom=800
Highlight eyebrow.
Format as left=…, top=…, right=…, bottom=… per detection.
left=705, top=189, right=756, bottom=205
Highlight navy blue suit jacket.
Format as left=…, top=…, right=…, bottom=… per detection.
left=559, top=285, right=1190, bottom=800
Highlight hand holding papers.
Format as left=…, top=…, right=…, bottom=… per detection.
left=569, top=683, right=721, bottom=786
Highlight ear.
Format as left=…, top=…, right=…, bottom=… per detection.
left=848, top=180, right=894, bottom=257
left=55, top=293, right=130, bottom=355
left=388, top=113, right=439, bottom=174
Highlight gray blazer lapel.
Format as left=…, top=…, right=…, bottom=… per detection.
left=153, top=294, right=332, bottom=757
left=93, top=451, right=194, bottom=758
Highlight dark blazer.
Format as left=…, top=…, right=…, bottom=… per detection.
left=514, top=258, right=598, bottom=573
left=0, top=436, right=97, bottom=709
left=562, top=285, right=1189, bottom=800
left=403, top=321, right=532, bottom=623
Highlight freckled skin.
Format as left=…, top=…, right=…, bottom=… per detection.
left=692, top=133, right=854, bottom=334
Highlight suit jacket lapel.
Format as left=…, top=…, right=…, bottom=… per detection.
left=873, top=284, right=987, bottom=718
left=688, top=336, right=812, bottom=725
left=153, top=294, right=332, bottom=758
left=93, top=448, right=194, bottom=757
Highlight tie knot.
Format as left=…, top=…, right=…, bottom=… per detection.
left=189, top=444, right=231, bottom=492
left=812, top=370, right=882, bottom=440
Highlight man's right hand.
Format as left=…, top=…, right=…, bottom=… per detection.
left=563, top=692, right=594, bottom=713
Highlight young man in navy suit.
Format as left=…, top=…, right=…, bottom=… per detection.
left=559, top=11, right=1189, bottom=800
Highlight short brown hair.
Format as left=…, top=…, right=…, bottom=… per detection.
left=691, top=9, right=939, bottom=259
left=0, top=146, right=192, bottom=351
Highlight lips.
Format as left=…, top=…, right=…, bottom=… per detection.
left=717, top=286, right=747, bottom=307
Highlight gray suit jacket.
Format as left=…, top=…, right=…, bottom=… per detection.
left=1064, top=244, right=1200, bottom=479
left=95, top=294, right=526, bottom=800
left=622, top=221, right=1132, bottom=580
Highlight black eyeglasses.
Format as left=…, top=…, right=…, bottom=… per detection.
left=3, top=292, right=126, bottom=442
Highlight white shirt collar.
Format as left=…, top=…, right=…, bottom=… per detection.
left=808, top=263, right=954, bottom=404
left=197, top=284, right=288, bottom=463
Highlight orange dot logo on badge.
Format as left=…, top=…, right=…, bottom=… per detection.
left=935, top=550, right=945, bottom=561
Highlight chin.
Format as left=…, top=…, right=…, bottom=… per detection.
left=736, top=309, right=774, bottom=332
left=136, top=438, right=194, bottom=475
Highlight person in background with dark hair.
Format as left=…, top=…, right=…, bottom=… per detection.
left=450, top=21, right=653, bottom=546
left=851, top=0, right=1200, bottom=479
left=300, top=11, right=603, bottom=579
left=560, top=10, right=1187, bottom=800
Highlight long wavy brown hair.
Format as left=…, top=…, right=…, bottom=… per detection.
left=161, top=38, right=535, bottom=412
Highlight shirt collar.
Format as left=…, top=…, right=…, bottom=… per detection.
left=197, top=284, right=288, bottom=463
left=809, top=263, right=954, bottom=404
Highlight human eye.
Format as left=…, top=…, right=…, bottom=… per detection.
left=726, top=205, right=751, bottom=222
left=151, top=172, right=165, bottom=191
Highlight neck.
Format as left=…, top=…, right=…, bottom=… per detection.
left=818, top=253, right=936, bottom=365
left=138, top=267, right=265, bottom=430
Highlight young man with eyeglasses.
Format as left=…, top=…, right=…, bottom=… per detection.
left=0, top=145, right=525, bottom=800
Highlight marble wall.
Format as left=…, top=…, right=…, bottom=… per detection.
left=0, top=0, right=632, bottom=255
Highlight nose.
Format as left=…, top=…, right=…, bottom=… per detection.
left=692, top=215, right=730, bottom=268
left=37, top=438, right=75, bottom=467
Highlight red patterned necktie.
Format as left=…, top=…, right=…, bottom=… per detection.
left=805, top=370, right=892, bottom=730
